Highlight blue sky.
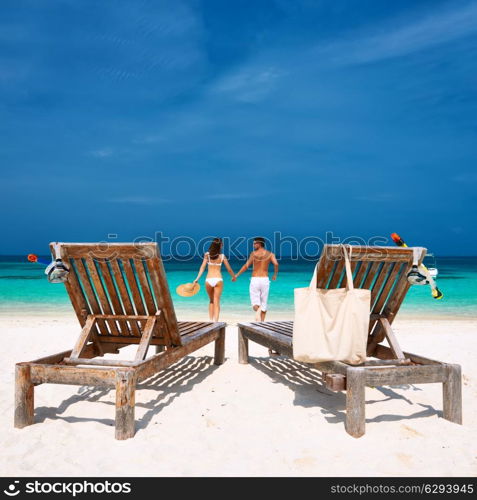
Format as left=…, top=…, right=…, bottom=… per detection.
left=1, top=0, right=476, bottom=255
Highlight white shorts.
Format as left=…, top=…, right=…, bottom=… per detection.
left=249, top=277, right=270, bottom=311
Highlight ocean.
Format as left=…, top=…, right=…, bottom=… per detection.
left=1, top=256, right=476, bottom=320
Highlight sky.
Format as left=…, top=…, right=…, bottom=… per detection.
left=1, top=0, right=476, bottom=255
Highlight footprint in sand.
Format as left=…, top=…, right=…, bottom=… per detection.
left=396, top=453, right=413, bottom=467
left=205, top=418, right=216, bottom=428
left=293, top=456, right=318, bottom=469
left=401, top=424, right=424, bottom=438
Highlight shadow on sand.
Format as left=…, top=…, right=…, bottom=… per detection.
left=250, top=356, right=441, bottom=426
left=34, top=355, right=221, bottom=433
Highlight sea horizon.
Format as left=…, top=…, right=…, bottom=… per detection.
left=2, top=255, right=476, bottom=320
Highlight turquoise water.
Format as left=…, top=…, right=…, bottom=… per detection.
left=1, top=256, right=476, bottom=319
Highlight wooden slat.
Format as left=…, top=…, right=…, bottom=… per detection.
left=72, top=259, right=109, bottom=335
left=180, top=322, right=225, bottom=343
left=258, top=322, right=293, bottom=337
left=367, top=257, right=414, bottom=355
left=57, top=243, right=157, bottom=260
left=370, top=262, right=392, bottom=308
left=92, top=314, right=152, bottom=320
left=374, top=345, right=444, bottom=365
left=135, top=326, right=222, bottom=381
left=145, top=256, right=181, bottom=346
left=379, top=317, right=405, bottom=359
left=364, top=358, right=411, bottom=366
left=343, top=253, right=410, bottom=262
left=52, top=247, right=90, bottom=326
left=361, top=262, right=380, bottom=290
left=383, top=259, right=414, bottom=320
left=177, top=321, right=196, bottom=328
left=149, top=255, right=179, bottom=330
left=121, top=259, right=146, bottom=315
left=134, top=314, right=160, bottom=362
left=328, top=259, right=344, bottom=289
left=267, top=321, right=294, bottom=332
left=133, top=259, right=157, bottom=315
left=324, top=244, right=414, bottom=262
left=176, top=321, right=206, bottom=336
left=70, top=316, right=96, bottom=359
left=353, top=261, right=369, bottom=288
left=97, top=336, right=166, bottom=345
left=97, top=260, right=130, bottom=335
left=85, top=258, right=120, bottom=335
left=372, top=262, right=402, bottom=315
left=366, top=263, right=391, bottom=339
left=27, top=343, right=121, bottom=365
left=30, top=364, right=117, bottom=387
left=365, top=364, right=445, bottom=386
left=64, top=358, right=139, bottom=367
left=145, top=257, right=172, bottom=344
left=109, top=260, right=141, bottom=335
left=240, top=323, right=293, bottom=354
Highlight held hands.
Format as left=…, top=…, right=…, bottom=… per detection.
left=272, top=274, right=277, bottom=281
left=231, top=274, right=237, bottom=282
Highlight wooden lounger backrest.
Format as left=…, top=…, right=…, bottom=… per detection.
left=315, top=245, right=425, bottom=345
left=50, top=242, right=181, bottom=347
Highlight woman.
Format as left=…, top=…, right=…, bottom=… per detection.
left=193, top=237, right=236, bottom=321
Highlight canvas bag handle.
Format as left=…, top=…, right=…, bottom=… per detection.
left=343, top=245, right=354, bottom=290
left=309, top=245, right=354, bottom=291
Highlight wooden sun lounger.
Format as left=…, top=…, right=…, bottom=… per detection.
left=238, top=245, right=462, bottom=438
left=14, top=242, right=226, bottom=439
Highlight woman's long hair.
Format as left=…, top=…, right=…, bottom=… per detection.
left=208, top=237, right=222, bottom=260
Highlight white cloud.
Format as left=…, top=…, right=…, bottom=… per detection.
left=213, top=67, right=283, bottom=102
left=204, top=192, right=276, bottom=200
left=108, top=196, right=170, bottom=205
left=317, top=1, right=477, bottom=65
left=91, top=148, right=113, bottom=158
left=204, top=193, right=255, bottom=200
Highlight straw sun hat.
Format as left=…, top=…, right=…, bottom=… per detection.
left=176, top=281, right=200, bottom=297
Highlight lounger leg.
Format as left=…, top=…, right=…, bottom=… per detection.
left=345, top=367, right=366, bottom=438
left=238, top=327, right=249, bottom=364
left=443, top=364, right=462, bottom=425
left=14, top=363, right=34, bottom=429
left=214, top=327, right=226, bottom=365
left=115, top=370, right=136, bottom=440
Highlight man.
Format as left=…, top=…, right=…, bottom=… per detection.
left=236, top=237, right=279, bottom=321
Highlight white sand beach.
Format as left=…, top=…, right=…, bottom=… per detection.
left=1, top=313, right=476, bottom=477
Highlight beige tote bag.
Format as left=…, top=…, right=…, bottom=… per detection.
left=293, top=246, right=371, bottom=365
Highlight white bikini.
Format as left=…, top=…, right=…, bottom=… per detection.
left=205, top=253, right=224, bottom=287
